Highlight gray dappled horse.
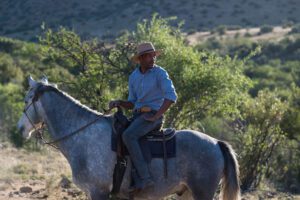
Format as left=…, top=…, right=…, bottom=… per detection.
left=17, top=76, right=241, bottom=200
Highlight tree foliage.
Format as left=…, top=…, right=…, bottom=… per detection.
left=194, top=31, right=300, bottom=190
left=233, top=90, right=288, bottom=190
left=0, top=83, right=24, bottom=146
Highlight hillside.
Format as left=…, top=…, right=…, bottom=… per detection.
left=0, top=0, right=299, bottom=41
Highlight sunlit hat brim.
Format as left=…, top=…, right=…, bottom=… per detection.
left=131, top=49, right=161, bottom=63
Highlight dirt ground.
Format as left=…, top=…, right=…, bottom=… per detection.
left=0, top=142, right=87, bottom=200
left=0, top=142, right=299, bottom=200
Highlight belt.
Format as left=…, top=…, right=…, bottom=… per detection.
left=133, top=106, right=153, bottom=113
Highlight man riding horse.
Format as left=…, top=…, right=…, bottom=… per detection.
left=18, top=49, right=240, bottom=199
left=108, top=42, right=177, bottom=191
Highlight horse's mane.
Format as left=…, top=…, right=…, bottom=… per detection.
left=36, top=82, right=106, bottom=118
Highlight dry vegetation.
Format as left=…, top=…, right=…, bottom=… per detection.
left=0, top=142, right=87, bottom=200
left=186, top=26, right=293, bottom=45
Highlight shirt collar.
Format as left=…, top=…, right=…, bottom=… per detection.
left=138, top=64, right=156, bottom=74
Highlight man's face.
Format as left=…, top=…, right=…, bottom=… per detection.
left=138, top=52, right=157, bottom=68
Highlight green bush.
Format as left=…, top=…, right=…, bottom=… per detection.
left=235, top=90, right=288, bottom=190
left=259, top=25, right=273, bottom=34
left=289, top=24, right=300, bottom=34
left=0, top=83, right=24, bottom=145
left=215, top=25, right=227, bottom=35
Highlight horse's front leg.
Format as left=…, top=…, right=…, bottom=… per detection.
left=89, top=188, right=110, bottom=200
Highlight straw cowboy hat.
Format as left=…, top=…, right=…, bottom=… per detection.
left=132, top=42, right=161, bottom=63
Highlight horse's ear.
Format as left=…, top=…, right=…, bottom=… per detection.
left=41, top=75, right=48, bottom=84
left=49, top=83, right=58, bottom=88
left=28, top=75, right=36, bottom=87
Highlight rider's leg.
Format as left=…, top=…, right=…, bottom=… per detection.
left=122, top=112, right=162, bottom=182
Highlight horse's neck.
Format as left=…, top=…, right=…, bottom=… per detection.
left=38, top=91, right=117, bottom=181
left=39, top=91, right=109, bottom=146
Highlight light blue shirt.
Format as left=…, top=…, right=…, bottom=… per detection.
left=128, top=65, right=177, bottom=111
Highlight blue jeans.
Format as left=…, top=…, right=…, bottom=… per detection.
left=122, top=111, right=163, bottom=179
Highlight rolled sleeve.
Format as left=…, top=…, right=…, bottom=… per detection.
left=158, top=69, right=177, bottom=102
left=127, top=77, right=137, bottom=104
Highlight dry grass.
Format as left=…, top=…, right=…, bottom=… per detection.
left=186, top=26, right=293, bottom=45
left=0, top=142, right=86, bottom=200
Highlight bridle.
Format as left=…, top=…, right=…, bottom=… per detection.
left=22, top=85, right=103, bottom=149
left=23, top=97, right=54, bottom=148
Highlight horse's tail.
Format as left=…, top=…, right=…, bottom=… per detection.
left=218, top=140, right=241, bottom=200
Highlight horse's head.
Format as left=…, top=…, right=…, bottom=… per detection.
left=17, top=75, right=49, bottom=139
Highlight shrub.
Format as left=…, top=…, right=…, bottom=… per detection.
left=187, top=29, right=197, bottom=35
left=215, top=25, right=227, bottom=35
left=259, top=25, right=273, bottom=34
left=235, top=90, right=288, bottom=190
left=282, top=20, right=294, bottom=28
left=244, top=32, right=252, bottom=37
left=289, top=24, right=300, bottom=34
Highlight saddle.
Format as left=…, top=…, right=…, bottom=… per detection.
left=110, top=108, right=176, bottom=195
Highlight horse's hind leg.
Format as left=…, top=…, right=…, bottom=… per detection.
left=183, top=181, right=216, bottom=200
left=176, top=190, right=194, bottom=200
left=176, top=189, right=213, bottom=200
left=191, top=192, right=214, bottom=200
left=90, top=192, right=109, bottom=200
left=189, top=186, right=215, bottom=200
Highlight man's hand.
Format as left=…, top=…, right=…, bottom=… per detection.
left=108, top=100, right=135, bottom=110
left=108, top=100, right=120, bottom=109
left=143, top=99, right=174, bottom=122
left=143, top=113, right=161, bottom=122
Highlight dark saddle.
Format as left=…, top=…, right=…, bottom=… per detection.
left=111, top=108, right=176, bottom=159
left=110, top=108, right=176, bottom=195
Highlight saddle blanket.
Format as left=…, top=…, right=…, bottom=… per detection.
left=111, top=131, right=176, bottom=161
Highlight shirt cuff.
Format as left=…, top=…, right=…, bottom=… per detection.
left=127, top=99, right=136, bottom=104
left=164, top=92, right=177, bottom=103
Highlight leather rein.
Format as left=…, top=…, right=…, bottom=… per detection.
left=23, top=85, right=103, bottom=149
